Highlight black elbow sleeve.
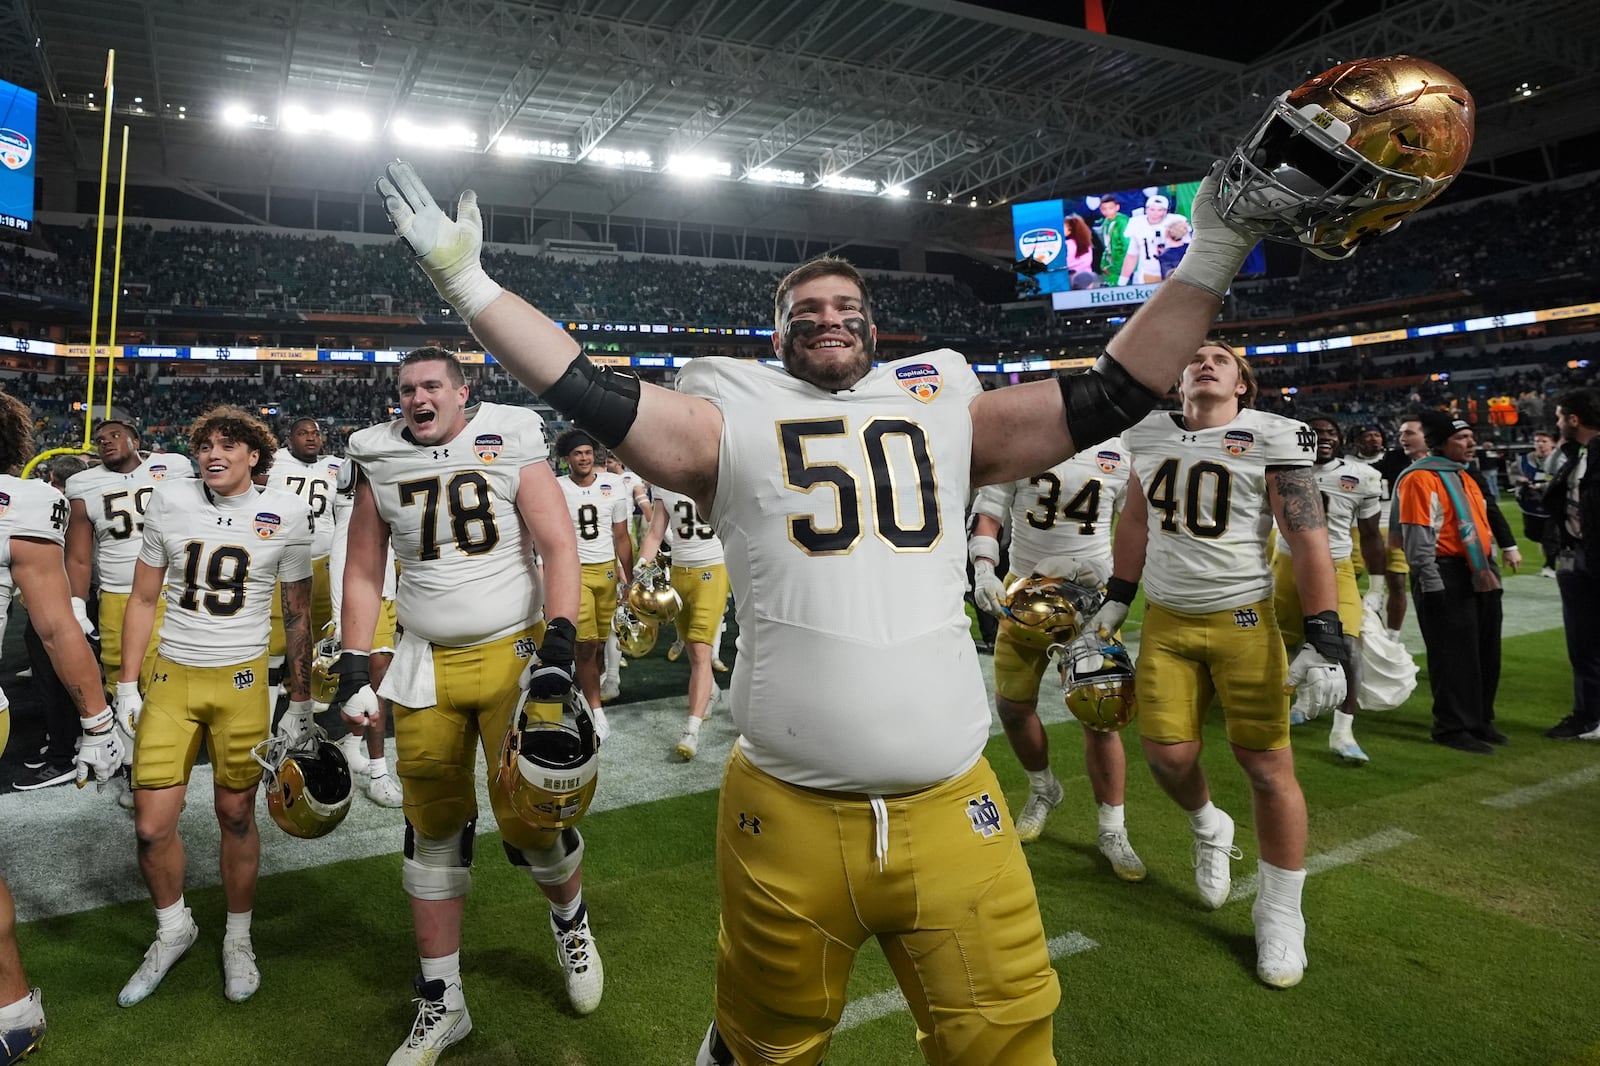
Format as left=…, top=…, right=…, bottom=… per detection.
left=540, top=355, right=642, bottom=449
left=1057, top=352, right=1162, bottom=451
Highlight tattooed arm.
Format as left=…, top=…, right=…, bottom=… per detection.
left=10, top=536, right=109, bottom=719
left=1268, top=465, right=1339, bottom=617
left=281, top=576, right=313, bottom=702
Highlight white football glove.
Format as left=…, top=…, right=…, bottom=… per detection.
left=375, top=161, right=504, bottom=322
left=972, top=559, right=1007, bottom=617
left=1032, top=554, right=1112, bottom=589
left=1285, top=645, right=1347, bottom=720
left=1170, top=163, right=1259, bottom=298
left=1362, top=586, right=1387, bottom=617
left=1063, top=600, right=1130, bottom=670
left=278, top=699, right=318, bottom=751
left=338, top=685, right=381, bottom=730
left=71, top=596, right=97, bottom=638
left=114, top=681, right=143, bottom=754
left=74, top=709, right=125, bottom=791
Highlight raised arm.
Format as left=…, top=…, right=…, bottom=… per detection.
left=969, top=170, right=1257, bottom=487
left=376, top=162, right=721, bottom=504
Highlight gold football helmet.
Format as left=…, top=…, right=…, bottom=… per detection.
left=626, top=568, right=682, bottom=624
left=998, top=574, right=1097, bottom=651
left=495, top=685, right=600, bottom=832
left=251, top=729, right=354, bottom=838
left=612, top=604, right=658, bottom=658
left=1220, top=55, right=1474, bottom=259
left=1058, top=637, right=1137, bottom=732
left=311, top=621, right=340, bottom=705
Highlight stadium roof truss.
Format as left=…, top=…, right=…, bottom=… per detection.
left=6, top=0, right=1600, bottom=252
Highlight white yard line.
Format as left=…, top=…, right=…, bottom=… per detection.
left=836, top=932, right=1098, bottom=1034
left=1227, top=827, right=1420, bottom=904
left=1480, top=765, right=1600, bottom=809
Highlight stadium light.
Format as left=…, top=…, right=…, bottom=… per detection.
left=665, top=154, right=731, bottom=179
left=222, top=104, right=252, bottom=126
left=818, top=174, right=877, bottom=194
left=884, top=185, right=910, bottom=198
left=283, top=105, right=374, bottom=140
left=747, top=166, right=805, bottom=186
left=496, top=136, right=570, bottom=159
left=589, top=147, right=653, bottom=168
left=394, top=117, right=478, bottom=150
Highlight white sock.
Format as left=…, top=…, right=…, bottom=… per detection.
left=1331, top=709, right=1356, bottom=742
left=1256, top=860, right=1307, bottom=929
left=1187, top=801, right=1220, bottom=836
left=369, top=754, right=390, bottom=778
left=0, top=991, right=37, bottom=1026
left=420, top=951, right=460, bottom=985
left=1024, top=768, right=1057, bottom=794
left=156, top=897, right=189, bottom=936
left=604, top=634, right=620, bottom=680
left=224, top=910, right=252, bottom=942
left=550, top=892, right=583, bottom=924
left=1097, top=802, right=1125, bottom=832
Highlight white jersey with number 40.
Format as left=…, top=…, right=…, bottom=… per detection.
left=678, top=349, right=989, bottom=794
left=346, top=403, right=545, bottom=648
left=139, top=480, right=313, bottom=667
left=971, top=438, right=1130, bottom=577
left=1122, top=408, right=1315, bottom=614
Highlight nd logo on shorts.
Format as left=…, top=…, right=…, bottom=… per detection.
left=1096, top=450, right=1122, bottom=473
left=966, top=792, right=1004, bottom=838
left=1223, top=429, right=1255, bottom=456
left=1233, top=607, right=1261, bottom=629
left=148, top=464, right=168, bottom=480
left=233, top=668, right=256, bottom=690
left=474, top=434, right=504, bottom=463
left=254, top=512, right=282, bottom=538
left=512, top=636, right=537, bottom=659
left=895, top=363, right=942, bottom=403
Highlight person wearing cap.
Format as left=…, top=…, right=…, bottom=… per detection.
left=1119, top=194, right=1188, bottom=286
left=1347, top=424, right=1387, bottom=467
left=1394, top=412, right=1515, bottom=755
left=64, top=413, right=194, bottom=705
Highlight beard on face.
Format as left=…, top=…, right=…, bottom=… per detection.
left=780, top=316, right=875, bottom=392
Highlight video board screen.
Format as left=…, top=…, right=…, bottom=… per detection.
left=0, top=77, right=36, bottom=233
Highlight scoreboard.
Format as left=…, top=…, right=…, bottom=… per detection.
left=0, top=77, right=36, bottom=233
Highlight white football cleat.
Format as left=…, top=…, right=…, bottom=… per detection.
left=1013, top=778, right=1064, bottom=844
left=1192, top=810, right=1242, bottom=910
left=666, top=640, right=685, bottom=662
left=599, top=677, right=620, bottom=703
left=1097, top=829, right=1147, bottom=882
left=1253, top=897, right=1308, bottom=989
left=0, top=987, right=45, bottom=1063
left=222, top=938, right=260, bottom=1002
left=119, top=911, right=199, bottom=1007
left=387, top=977, right=471, bottom=1066
left=674, top=728, right=699, bottom=761
left=551, top=905, right=604, bottom=1016
left=1330, top=736, right=1370, bottom=764
left=339, top=733, right=372, bottom=776
left=367, top=773, right=404, bottom=808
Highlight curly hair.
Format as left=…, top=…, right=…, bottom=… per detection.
left=188, top=405, right=279, bottom=478
left=0, top=387, right=35, bottom=475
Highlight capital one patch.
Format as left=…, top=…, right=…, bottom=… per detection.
left=895, top=363, right=942, bottom=403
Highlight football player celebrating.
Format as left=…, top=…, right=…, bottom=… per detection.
left=261, top=417, right=341, bottom=710
left=636, top=484, right=729, bottom=760
left=1068, top=343, right=1345, bottom=989
left=968, top=441, right=1147, bottom=880
left=0, top=386, right=121, bottom=1062
left=117, top=407, right=315, bottom=1007
left=1270, top=414, right=1387, bottom=762
left=333, top=348, right=597, bottom=1063
left=377, top=144, right=1274, bottom=1063
left=556, top=429, right=632, bottom=719
left=64, top=413, right=193, bottom=697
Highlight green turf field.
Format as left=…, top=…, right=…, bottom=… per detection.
left=14, top=556, right=1600, bottom=1065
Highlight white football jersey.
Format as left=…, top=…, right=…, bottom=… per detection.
left=1122, top=408, right=1315, bottom=613
left=1275, top=457, right=1382, bottom=561
left=64, top=453, right=192, bottom=593
left=678, top=349, right=989, bottom=794
left=139, top=481, right=313, bottom=667
left=1124, top=210, right=1188, bottom=279
left=264, top=450, right=341, bottom=559
left=971, top=437, right=1130, bottom=576
left=652, top=485, right=724, bottom=567
left=558, top=473, right=629, bottom=564
left=0, top=475, right=70, bottom=653
left=328, top=478, right=397, bottom=622
left=346, top=404, right=545, bottom=647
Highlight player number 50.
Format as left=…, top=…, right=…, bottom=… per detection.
left=778, top=417, right=940, bottom=555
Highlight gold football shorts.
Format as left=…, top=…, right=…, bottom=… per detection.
left=669, top=562, right=729, bottom=647
left=97, top=590, right=168, bottom=697
left=712, top=747, right=1059, bottom=1065
left=269, top=556, right=332, bottom=657
left=133, top=653, right=271, bottom=791
left=1135, top=598, right=1290, bottom=751
left=391, top=626, right=561, bottom=852
left=1272, top=553, right=1361, bottom=641
left=576, top=561, right=619, bottom=643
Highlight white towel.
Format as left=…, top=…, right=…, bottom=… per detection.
left=379, top=630, right=437, bottom=709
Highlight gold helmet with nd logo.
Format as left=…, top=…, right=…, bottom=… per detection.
left=496, top=685, right=601, bottom=833
left=252, top=728, right=354, bottom=838
left=1219, top=55, right=1474, bottom=259
left=611, top=603, right=658, bottom=658
left=1059, top=637, right=1138, bottom=732
left=311, top=621, right=341, bottom=704
left=997, top=574, right=1098, bottom=651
